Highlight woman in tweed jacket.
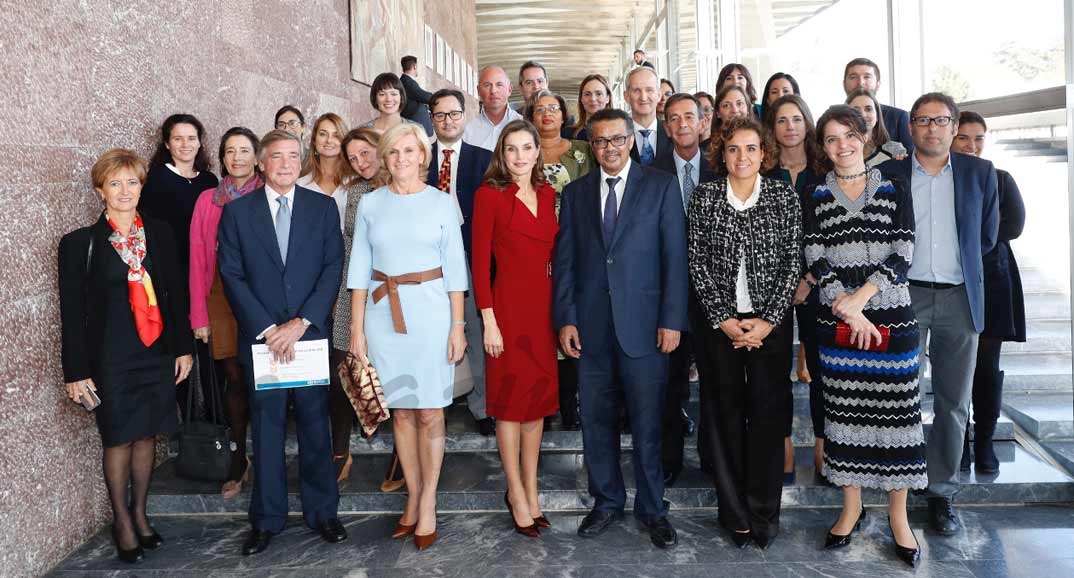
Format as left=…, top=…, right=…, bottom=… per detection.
left=687, top=116, right=801, bottom=549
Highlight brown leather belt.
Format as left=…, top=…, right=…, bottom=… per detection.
left=371, top=267, right=444, bottom=334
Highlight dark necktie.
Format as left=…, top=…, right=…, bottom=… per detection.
left=603, top=176, right=620, bottom=246
left=681, top=162, right=695, bottom=209
left=639, top=129, right=655, bottom=165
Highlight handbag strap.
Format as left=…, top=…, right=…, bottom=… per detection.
left=183, top=340, right=225, bottom=426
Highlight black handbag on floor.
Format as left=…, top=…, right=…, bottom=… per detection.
left=174, top=346, right=233, bottom=481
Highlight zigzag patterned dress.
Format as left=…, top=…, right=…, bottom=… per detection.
left=803, top=170, right=927, bottom=490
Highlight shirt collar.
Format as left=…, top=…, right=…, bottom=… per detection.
left=911, top=151, right=953, bottom=176
left=726, top=175, right=761, bottom=210
left=633, top=117, right=658, bottom=133
left=438, top=139, right=463, bottom=155
left=265, top=183, right=295, bottom=201
left=673, top=149, right=701, bottom=174
left=601, top=158, right=633, bottom=184
left=480, top=105, right=521, bottom=127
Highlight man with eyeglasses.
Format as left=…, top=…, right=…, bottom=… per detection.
left=554, top=108, right=688, bottom=549
left=624, top=67, right=672, bottom=168
left=843, top=57, right=914, bottom=153
left=463, top=66, right=522, bottom=151
left=878, top=92, right=999, bottom=538
left=427, top=88, right=495, bottom=435
left=400, top=55, right=434, bottom=137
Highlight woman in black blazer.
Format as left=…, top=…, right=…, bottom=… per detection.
left=59, top=149, right=193, bottom=563
left=952, top=112, right=1026, bottom=473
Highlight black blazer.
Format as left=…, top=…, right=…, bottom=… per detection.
left=629, top=120, right=674, bottom=167
left=983, top=168, right=1027, bottom=341
left=58, top=214, right=193, bottom=382
left=426, top=141, right=493, bottom=254
left=880, top=104, right=914, bottom=154
left=651, top=149, right=719, bottom=186
left=400, top=73, right=434, bottom=135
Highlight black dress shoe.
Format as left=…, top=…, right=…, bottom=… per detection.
left=663, top=468, right=681, bottom=487
left=753, top=533, right=775, bottom=550
left=680, top=408, right=696, bottom=436
left=111, top=527, right=144, bottom=564
left=730, top=531, right=752, bottom=549
left=137, top=529, right=164, bottom=550
left=241, top=529, right=273, bottom=556
left=974, top=437, right=1000, bottom=474
left=888, top=518, right=921, bottom=567
left=645, top=517, right=678, bottom=549
left=476, top=417, right=496, bottom=437
left=577, top=509, right=622, bottom=537
left=927, top=497, right=961, bottom=536
left=317, top=518, right=348, bottom=543
left=825, top=505, right=866, bottom=549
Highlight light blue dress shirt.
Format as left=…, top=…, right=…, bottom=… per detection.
left=907, top=153, right=963, bottom=284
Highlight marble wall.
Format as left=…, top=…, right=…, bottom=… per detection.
left=0, top=1, right=475, bottom=576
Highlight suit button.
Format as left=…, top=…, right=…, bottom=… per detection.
left=606, top=257, right=613, bottom=264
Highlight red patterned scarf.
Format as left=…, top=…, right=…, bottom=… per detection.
left=106, top=213, right=163, bottom=346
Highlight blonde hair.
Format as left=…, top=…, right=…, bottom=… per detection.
left=91, top=148, right=147, bottom=189
left=302, top=112, right=352, bottom=189
left=377, top=123, right=431, bottom=185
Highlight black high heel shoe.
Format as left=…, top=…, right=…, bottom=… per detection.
left=111, top=526, right=144, bottom=563
left=888, top=517, right=921, bottom=567
left=824, top=504, right=866, bottom=549
left=504, top=491, right=539, bottom=537
left=137, top=529, right=164, bottom=549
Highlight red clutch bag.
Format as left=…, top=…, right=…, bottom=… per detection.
left=835, top=322, right=890, bottom=352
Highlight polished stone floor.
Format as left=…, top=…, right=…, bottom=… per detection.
left=47, top=505, right=1074, bottom=577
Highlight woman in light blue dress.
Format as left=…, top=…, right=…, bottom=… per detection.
left=347, top=123, right=467, bottom=550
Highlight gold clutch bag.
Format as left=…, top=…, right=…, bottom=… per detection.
left=339, top=353, right=390, bottom=437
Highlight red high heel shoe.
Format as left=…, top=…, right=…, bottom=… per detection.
left=505, top=491, right=539, bottom=537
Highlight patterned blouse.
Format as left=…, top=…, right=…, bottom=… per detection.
left=687, top=175, right=802, bottom=327
left=802, top=169, right=915, bottom=310
left=331, top=177, right=375, bottom=350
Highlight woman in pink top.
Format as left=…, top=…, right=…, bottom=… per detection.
left=189, top=126, right=263, bottom=499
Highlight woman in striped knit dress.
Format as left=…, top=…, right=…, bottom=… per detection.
left=803, top=105, right=926, bottom=567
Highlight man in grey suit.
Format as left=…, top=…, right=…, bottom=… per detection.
left=879, top=92, right=999, bottom=537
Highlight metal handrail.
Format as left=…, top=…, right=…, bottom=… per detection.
left=959, top=86, right=1067, bottom=118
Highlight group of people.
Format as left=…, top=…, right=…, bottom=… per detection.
left=58, top=53, right=1025, bottom=570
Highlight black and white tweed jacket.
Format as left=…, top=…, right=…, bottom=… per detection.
left=687, top=175, right=802, bottom=328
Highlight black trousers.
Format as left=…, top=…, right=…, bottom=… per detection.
left=664, top=292, right=711, bottom=475
left=558, top=358, right=580, bottom=425
left=971, top=336, right=1005, bottom=436
left=795, top=298, right=824, bottom=439
left=699, top=314, right=793, bottom=539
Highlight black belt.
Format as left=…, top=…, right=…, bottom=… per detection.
left=909, top=280, right=964, bottom=290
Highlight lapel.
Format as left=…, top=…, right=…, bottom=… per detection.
left=286, top=186, right=317, bottom=265
left=608, top=163, right=644, bottom=251
left=579, top=170, right=606, bottom=251
left=251, top=188, right=285, bottom=271
left=950, top=153, right=968, bottom=247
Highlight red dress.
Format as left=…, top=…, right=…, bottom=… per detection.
left=472, top=182, right=559, bottom=422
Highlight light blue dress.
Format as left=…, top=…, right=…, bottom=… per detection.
left=347, top=185, right=468, bottom=408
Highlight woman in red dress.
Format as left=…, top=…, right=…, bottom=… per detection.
left=472, top=119, right=559, bottom=537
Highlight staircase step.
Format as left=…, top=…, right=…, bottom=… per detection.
left=1024, top=291, right=1071, bottom=320
left=1002, top=372, right=1074, bottom=393
left=1041, top=440, right=1074, bottom=474
left=147, top=445, right=1073, bottom=515
left=1002, top=393, right=1074, bottom=440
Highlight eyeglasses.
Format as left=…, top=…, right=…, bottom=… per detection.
left=534, top=105, right=561, bottom=115
left=432, top=110, right=464, bottom=122
left=276, top=119, right=303, bottom=129
left=590, top=135, right=630, bottom=149
left=662, top=91, right=674, bottom=98
left=700, top=107, right=713, bottom=115
left=911, top=115, right=954, bottom=127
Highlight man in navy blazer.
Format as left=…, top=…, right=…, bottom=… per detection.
left=651, top=93, right=715, bottom=485
left=878, top=93, right=999, bottom=537
left=425, top=88, right=496, bottom=432
left=844, top=57, right=913, bottom=152
left=217, top=130, right=347, bottom=556
left=554, top=109, right=688, bottom=549
left=400, top=55, right=434, bottom=136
